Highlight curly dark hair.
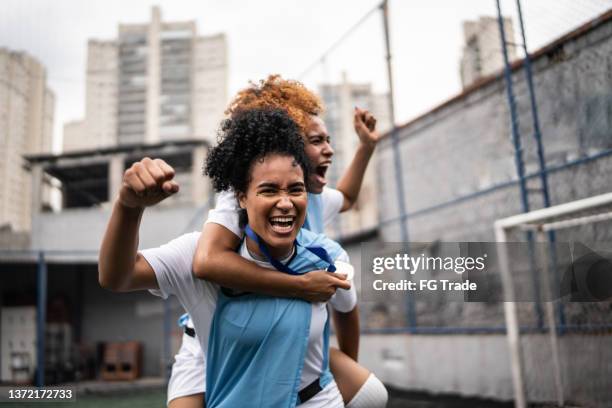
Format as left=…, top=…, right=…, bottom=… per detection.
left=204, top=108, right=311, bottom=193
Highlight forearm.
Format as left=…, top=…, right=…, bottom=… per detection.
left=332, top=307, right=360, bottom=361
left=98, top=201, right=144, bottom=290
left=193, top=223, right=306, bottom=298
left=198, top=251, right=307, bottom=297
left=336, top=143, right=375, bottom=211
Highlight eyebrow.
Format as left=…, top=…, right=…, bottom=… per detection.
left=256, top=181, right=306, bottom=189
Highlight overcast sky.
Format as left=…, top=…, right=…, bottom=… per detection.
left=1, top=0, right=609, bottom=152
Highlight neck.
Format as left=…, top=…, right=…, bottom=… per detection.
left=245, top=236, right=293, bottom=260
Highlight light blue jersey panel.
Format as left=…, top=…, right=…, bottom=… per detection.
left=205, top=229, right=343, bottom=408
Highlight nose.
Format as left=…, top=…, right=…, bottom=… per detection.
left=322, top=141, right=334, bottom=157
left=275, top=195, right=294, bottom=211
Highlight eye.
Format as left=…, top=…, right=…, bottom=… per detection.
left=289, top=186, right=306, bottom=196
left=309, top=137, right=322, bottom=145
left=257, top=188, right=278, bottom=197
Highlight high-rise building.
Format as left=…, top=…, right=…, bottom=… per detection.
left=460, top=16, right=517, bottom=88
left=63, top=6, right=228, bottom=152
left=0, top=48, right=54, bottom=232
left=319, top=73, right=391, bottom=236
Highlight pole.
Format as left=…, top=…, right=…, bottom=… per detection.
left=515, top=0, right=565, bottom=331
left=36, top=251, right=47, bottom=388
left=381, top=0, right=416, bottom=330
left=495, top=226, right=527, bottom=408
left=536, top=229, right=564, bottom=407
left=496, top=2, right=528, bottom=406
left=497, top=0, right=544, bottom=332
left=496, top=0, right=529, bottom=215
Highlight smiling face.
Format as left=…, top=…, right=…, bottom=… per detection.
left=304, top=115, right=334, bottom=194
left=238, top=154, right=308, bottom=258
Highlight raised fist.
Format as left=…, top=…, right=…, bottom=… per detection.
left=353, top=107, right=381, bottom=148
left=118, top=157, right=179, bottom=209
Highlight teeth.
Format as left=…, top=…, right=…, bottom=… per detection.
left=270, top=217, right=294, bottom=223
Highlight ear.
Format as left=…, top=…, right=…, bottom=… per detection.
left=237, top=191, right=247, bottom=209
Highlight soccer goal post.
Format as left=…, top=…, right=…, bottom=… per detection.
left=494, top=192, right=612, bottom=408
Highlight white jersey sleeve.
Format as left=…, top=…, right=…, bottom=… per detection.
left=205, top=190, right=242, bottom=238
left=140, top=232, right=201, bottom=310
left=321, top=187, right=344, bottom=227
left=329, top=250, right=357, bottom=313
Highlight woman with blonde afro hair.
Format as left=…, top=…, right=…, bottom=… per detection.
left=225, top=74, right=324, bottom=136
left=163, top=75, right=388, bottom=407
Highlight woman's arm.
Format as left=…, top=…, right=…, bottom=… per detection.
left=335, top=107, right=380, bottom=212
left=193, top=223, right=351, bottom=302
left=332, top=307, right=360, bottom=361
left=98, top=158, right=179, bottom=292
left=328, top=250, right=360, bottom=360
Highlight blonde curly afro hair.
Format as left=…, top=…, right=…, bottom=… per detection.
left=225, top=74, right=324, bottom=135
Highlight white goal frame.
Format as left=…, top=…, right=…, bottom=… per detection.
left=494, top=192, right=612, bottom=408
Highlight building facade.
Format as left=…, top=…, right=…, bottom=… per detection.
left=11, top=139, right=213, bottom=379
left=319, top=73, right=391, bottom=237
left=63, top=7, right=228, bottom=152
left=460, top=16, right=517, bottom=88
left=0, top=49, right=54, bottom=232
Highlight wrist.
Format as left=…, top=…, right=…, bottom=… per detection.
left=294, top=274, right=308, bottom=298
left=357, top=140, right=376, bottom=153
left=115, top=199, right=145, bottom=217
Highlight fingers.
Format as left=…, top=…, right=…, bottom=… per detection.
left=123, top=158, right=178, bottom=196
left=353, top=107, right=365, bottom=124
left=365, top=115, right=376, bottom=131
left=354, top=107, right=377, bottom=131
left=329, top=272, right=352, bottom=290
left=162, top=180, right=180, bottom=194
left=154, top=158, right=175, bottom=180
left=123, top=169, right=146, bottom=196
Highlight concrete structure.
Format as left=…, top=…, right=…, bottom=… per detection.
left=27, top=140, right=212, bottom=248
left=460, top=16, right=517, bottom=88
left=0, top=49, right=54, bottom=232
left=348, top=333, right=612, bottom=404
left=319, top=73, right=391, bottom=237
left=1, top=139, right=213, bottom=379
left=63, top=6, right=228, bottom=152
left=346, top=9, right=612, bottom=406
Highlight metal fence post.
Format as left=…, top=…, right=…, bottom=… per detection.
left=381, top=0, right=416, bottom=330
left=36, top=251, right=47, bottom=388
left=515, top=0, right=565, bottom=331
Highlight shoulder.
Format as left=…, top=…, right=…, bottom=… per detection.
left=141, top=231, right=201, bottom=263
left=296, top=229, right=343, bottom=257
left=321, top=187, right=343, bottom=202
left=168, top=231, right=201, bottom=251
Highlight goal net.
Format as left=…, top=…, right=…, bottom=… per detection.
left=494, top=192, right=612, bottom=408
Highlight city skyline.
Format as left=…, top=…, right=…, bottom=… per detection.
left=1, top=0, right=608, bottom=152
left=63, top=7, right=227, bottom=152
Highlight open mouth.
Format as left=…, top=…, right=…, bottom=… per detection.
left=269, top=215, right=296, bottom=234
left=314, top=163, right=330, bottom=185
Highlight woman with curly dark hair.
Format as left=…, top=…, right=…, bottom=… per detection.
left=194, top=76, right=387, bottom=407
left=202, top=108, right=356, bottom=407
left=98, top=108, right=353, bottom=406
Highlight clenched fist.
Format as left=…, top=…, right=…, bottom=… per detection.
left=354, top=107, right=381, bottom=148
left=118, top=157, right=179, bottom=209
